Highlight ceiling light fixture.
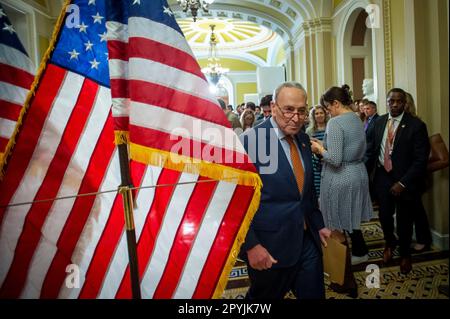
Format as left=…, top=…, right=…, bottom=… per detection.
left=201, top=24, right=229, bottom=86
left=177, top=0, right=215, bottom=22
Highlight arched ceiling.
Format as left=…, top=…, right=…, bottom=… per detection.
left=178, top=16, right=284, bottom=67
left=167, top=0, right=319, bottom=68
left=167, top=0, right=319, bottom=43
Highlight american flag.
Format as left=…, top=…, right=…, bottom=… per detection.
left=0, top=4, right=35, bottom=160
left=0, top=0, right=261, bottom=299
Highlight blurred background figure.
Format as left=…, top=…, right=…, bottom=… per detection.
left=254, top=94, right=273, bottom=127
left=240, top=108, right=256, bottom=133
left=358, top=99, right=368, bottom=122
left=306, top=105, right=329, bottom=198
left=219, top=98, right=242, bottom=131
left=404, top=91, right=433, bottom=253
left=363, top=101, right=379, bottom=134
left=405, top=92, right=417, bottom=117
left=245, top=101, right=256, bottom=112
left=255, top=106, right=263, bottom=121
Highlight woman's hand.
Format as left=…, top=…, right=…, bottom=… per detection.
left=310, top=139, right=325, bottom=155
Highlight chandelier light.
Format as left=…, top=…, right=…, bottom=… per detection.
left=177, top=0, right=215, bottom=22
left=201, top=24, right=229, bottom=86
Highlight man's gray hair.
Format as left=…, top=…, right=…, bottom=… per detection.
left=272, top=82, right=307, bottom=102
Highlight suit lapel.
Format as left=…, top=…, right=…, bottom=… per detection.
left=377, top=115, right=389, bottom=144
left=294, top=134, right=312, bottom=193
left=392, top=113, right=408, bottom=151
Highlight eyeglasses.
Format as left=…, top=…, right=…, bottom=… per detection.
left=275, top=103, right=308, bottom=120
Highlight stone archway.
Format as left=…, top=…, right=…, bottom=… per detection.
left=336, top=1, right=378, bottom=102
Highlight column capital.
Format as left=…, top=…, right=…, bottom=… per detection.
left=301, top=18, right=332, bottom=35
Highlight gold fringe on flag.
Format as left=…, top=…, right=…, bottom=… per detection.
left=130, top=143, right=263, bottom=189
left=0, top=0, right=72, bottom=180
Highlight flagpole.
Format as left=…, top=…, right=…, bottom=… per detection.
left=117, top=143, right=141, bottom=299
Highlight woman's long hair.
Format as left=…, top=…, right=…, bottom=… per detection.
left=308, top=105, right=329, bottom=133
left=240, top=109, right=255, bottom=131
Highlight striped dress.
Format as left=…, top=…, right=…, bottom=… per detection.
left=308, top=129, right=325, bottom=197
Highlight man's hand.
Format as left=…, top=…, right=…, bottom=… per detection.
left=390, top=182, right=405, bottom=196
left=318, top=227, right=332, bottom=247
left=247, top=244, right=278, bottom=271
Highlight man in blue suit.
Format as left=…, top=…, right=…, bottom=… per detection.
left=239, top=82, right=331, bottom=299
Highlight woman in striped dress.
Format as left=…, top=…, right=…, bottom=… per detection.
left=306, top=105, right=328, bottom=198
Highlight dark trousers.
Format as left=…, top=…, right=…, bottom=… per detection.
left=374, top=166, right=419, bottom=257
left=413, top=200, right=432, bottom=246
left=245, top=230, right=324, bottom=299
left=348, top=230, right=368, bottom=256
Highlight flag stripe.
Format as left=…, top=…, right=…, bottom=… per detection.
left=0, top=78, right=99, bottom=298
left=109, top=58, right=215, bottom=105
left=0, top=81, right=28, bottom=106
left=0, top=100, right=22, bottom=121
left=191, top=185, right=255, bottom=298
left=114, top=168, right=182, bottom=298
left=38, top=111, right=115, bottom=298
left=174, top=182, right=239, bottom=298
left=0, top=67, right=75, bottom=288
left=98, top=165, right=162, bottom=298
left=111, top=79, right=228, bottom=127
left=0, top=62, right=34, bottom=88
left=0, top=64, right=65, bottom=225
left=107, top=18, right=193, bottom=57
left=0, top=43, right=35, bottom=75
left=129, top=102, right=234, bottom=148
left=139, top=171, right=198, bottom=299
left=111, top=98, right=129, bottom=117
left=78, top=161, right=147, bottom=298
left=57, top=149, right=121, bottom=299
left=108, top=37, right=204, bottom=80
left=0, top=118, right=15, bottom=139
left=19, top=85, right=111, bottom=298
left=153, top=176, right=218, bottom=298
left=0, top=137, right=7, bottom=151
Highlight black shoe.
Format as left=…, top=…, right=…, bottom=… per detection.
left=329, top=282, right=358, bottom=298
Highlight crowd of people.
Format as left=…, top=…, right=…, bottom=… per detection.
left=220, top=80, right=438, bottom=299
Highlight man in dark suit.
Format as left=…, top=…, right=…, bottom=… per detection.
left=363, top=101, right=379, bottom=207
left=253, top=94, right=272, bottom=127
left=365, top=88, right=430, bottom=274
left=363, top=101, right=379, bottom=134
left=239, top=82, right=331, bottom=299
